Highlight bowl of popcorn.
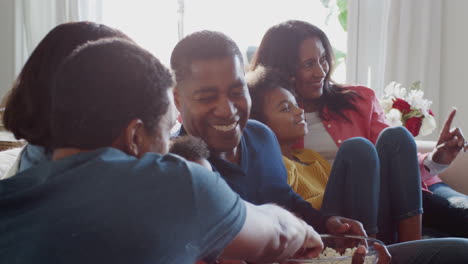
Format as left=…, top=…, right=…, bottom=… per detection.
left=286, top=234, right=383, bottom=264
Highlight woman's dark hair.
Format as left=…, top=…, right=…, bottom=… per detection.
left=170, top=30, right=243, bottom=84
left=50, top=38, right=173, bottom=149
left=247, top=66, right=294, bottom=123
left=251, top=20, right=361, bottom=122
left=2, top=21, right=131, bottom=148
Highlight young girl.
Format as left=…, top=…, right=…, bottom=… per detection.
left=248, top=66, right=421, bottom=244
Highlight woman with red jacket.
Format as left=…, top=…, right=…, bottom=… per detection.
left=251, top=20, right=468, bottom=240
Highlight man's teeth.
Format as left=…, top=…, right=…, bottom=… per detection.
left=213, top=122, right=237, bottom=131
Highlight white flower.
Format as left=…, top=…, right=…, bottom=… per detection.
left=384, top=81, right=407, bottom=98
left=406, top=90, right=432, bottom=115
left=406, top=89, right=423, bottom=104
left=395, top=87, right=408, bottom=99
left=380, top=98, right=394, bottom=113
left=381, top=80, right=436, bottom=137
left=419, top=114, right=436, bottom=136
left=386, top=109, right=403, bottom=127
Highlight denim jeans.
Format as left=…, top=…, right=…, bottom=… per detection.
left=19, top=144, right=51, bottom=172
left=320, top=137, right=380, bottom=233
left=423, top=182, right=468, bottom=237
left=321, top=127, right=422, bottom=244
left=388, top=237, right=468, bottom=264
left=375, top=126, right=423, bottom=243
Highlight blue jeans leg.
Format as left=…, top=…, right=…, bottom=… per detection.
left=375, top=126, right=423, bottom=244
left=387, top=238, right=468, bottom=264
left=321, top=137, right=380, bottom=234
left=423, top=182, right=468, bottom=237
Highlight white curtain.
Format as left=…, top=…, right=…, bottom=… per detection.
left=347, top=0, right=443, bottom=138
left=14, top=0, right=102, bottom=75
left=177, top=0, right=185, bottom=40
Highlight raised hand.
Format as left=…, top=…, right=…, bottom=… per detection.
left=432, top=108, right=468, bottom=165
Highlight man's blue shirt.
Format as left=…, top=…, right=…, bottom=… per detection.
left=180, top=120, right=326, bottom=231
left=0, top=148, right=245, bottom=264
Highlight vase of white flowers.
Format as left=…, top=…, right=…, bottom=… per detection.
left=380, top=81, right=436, bottom=137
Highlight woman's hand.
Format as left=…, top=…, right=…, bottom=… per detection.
left=325, top=216, right=367, bottom=237
left=432, top=108, right=468, bottom=165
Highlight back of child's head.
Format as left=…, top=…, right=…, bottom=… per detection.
left=169, top=135, right=211, bottom=170
left=50, top=38, right=172, bottom=149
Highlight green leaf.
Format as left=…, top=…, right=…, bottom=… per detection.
left=337, top=0, right=347, bottom=11
left=410, top=81, right=421, bottom=90
left=338, top=9, right=348, bottom=31
left=333, top=47, right=347, bottom=66
left=335, top=0, right=348, bottom=32
left=320, top=0, right=331, bottom=8
left=320, top=0, right=348, bottom=31
left=320, top=0, right=333, bottom=25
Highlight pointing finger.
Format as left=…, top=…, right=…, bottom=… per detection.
left=441, top=108, right=457, bottom=135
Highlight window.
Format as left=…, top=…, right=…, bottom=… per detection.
left=101, top=0, right=180, bottom=65
left=101, top=0, right=348, bottom=83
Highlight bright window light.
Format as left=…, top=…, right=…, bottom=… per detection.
left=101, top=0, right=347, bottom=83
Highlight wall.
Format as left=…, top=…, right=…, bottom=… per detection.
left=0, top=2, right=467, bottom=121
left=0, top=0, right=15, bottom=103
left=439, top=0, right=468, bottom=193
left=440, top=0, right=468, bottom=137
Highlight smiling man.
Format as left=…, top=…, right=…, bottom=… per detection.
left=0, top=38, right=326, bottom=264
left=173, top=51, right=249, bottom=164
left=171, top=30, right=366, bottom=235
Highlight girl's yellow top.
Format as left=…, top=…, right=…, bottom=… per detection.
left=283, top=148, right=331, bottom=209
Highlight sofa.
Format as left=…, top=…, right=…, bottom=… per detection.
left=1, top=140, right=466, bottom=195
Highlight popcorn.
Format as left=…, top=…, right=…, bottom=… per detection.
left=313, top=247, right=377, bottom=264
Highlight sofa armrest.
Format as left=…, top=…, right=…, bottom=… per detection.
left=0, top=147, right=22, bottom=180
left=416, top=140, right=468, bottom=195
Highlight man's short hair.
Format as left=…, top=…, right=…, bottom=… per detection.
left=169, top=135, right=210, bottom=161
left=247, top=66, right=294, bottom=123
left=170, top=30, right=243, bottom=83
left=50, top=38, right=174, bottom=149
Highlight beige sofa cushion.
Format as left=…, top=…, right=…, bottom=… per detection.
left=0, top=147, right=22, bottom=180
left=1, top=141, right=467, bottom=194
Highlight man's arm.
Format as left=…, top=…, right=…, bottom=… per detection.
left=220, top=202, right=323, bottom=263
left=287, top=187, right=328, bottom=231
left=188, top=161, right=320, bottom=263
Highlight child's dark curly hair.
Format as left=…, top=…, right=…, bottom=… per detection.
left=247, top=65, right=295, bottom=123
left=169, top=135, right=210, bottom=161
